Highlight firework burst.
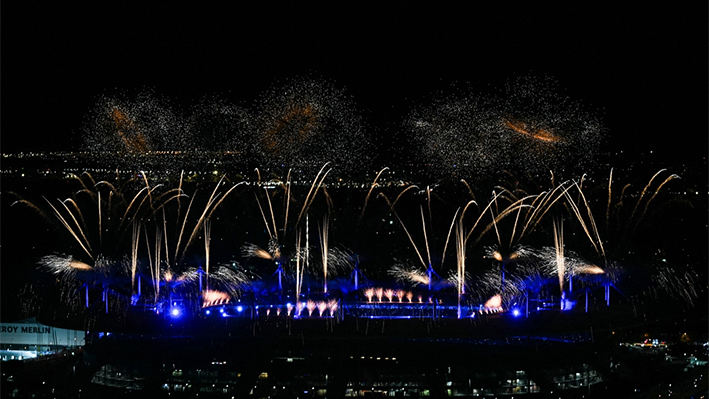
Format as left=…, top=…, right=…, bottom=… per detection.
left=82, top=90, right=200, bottom=172
left=251, top=77, right=372, bottom=173
left=497, top=75, right=604, bottom=173
left=39, top=254, right=94, bottom=276
left=405, top=77, right=604, bottom=178
left=563, top=170, right=695, bottom=306
left=405, top=89, right=505, bottom=178
left=388, top=262, right=430, bottom=287
left=184, top=263, right=253, bottom=299
left=17, top=171, right=246, bottom=313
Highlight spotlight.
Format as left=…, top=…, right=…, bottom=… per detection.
left=512, top=308, right=521, bottom=317
left=205, top=310, right=211, bottom=315
left=236, top=306, right=244, bottom=313
left=170, top=307, right=181, bottom=318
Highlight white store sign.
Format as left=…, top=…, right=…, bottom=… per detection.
left=0, top=321, right=85, bottom=346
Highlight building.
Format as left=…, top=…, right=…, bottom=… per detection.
left=0, top=317, right=85, bottom=361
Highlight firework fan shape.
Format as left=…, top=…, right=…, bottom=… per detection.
left=38, top=253, right=127, bottom=282
left=27, top=172, right=170, bottom=266
left=17, top=170, right=250, bottom=314
left=537, top=247, right=603, bottom=281
left=467, top=261, right=548, bottom=307
left=251, top=77, right=372, bottom=173
left=564, top=170, right=695, bottom=305
left=309, top=247, right=355, bottom=279
left=388, top=262, right=430, bottom=287
left=180, top=263, right=253, bottom=299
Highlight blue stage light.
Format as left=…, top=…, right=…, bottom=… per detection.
left=170, top=307, right=181, bottom=318
left=219, top=308, right=225, bottom=313
left=512, top=308, right=521, bottom=317
left=236, top=306, right=244, bottom=312
left=205, top=310, right=211, bottom=315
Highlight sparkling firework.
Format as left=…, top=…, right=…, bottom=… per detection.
left=198, top=263, right=253, bottom=298
left=306, top=300, right=316, bottom=317
left=11, top=78, right=700, bottom=321
left=405, top=77, right=604, bottom=177
left=375, top=287, right=384, bottom=302
left=650, top=266, right=699, bottom=306
left=22, top=171, right=246, bottom=312
left=26, top=173, right=182, bottom=285
left=553, top=218, right=565, bottom=293
left=250, top=165, right=331, bottom=246
left=39, top=254, right=94, bottom=276
left=364, top=288, right=375, bottom=302
left=317, top=301, right=328, bottom=317
left=536, top=246, right=603, bottom=287
left=360, top=288, right=414, bottom=304
left=379, top=187, right=458, bottom=291
left=83, top=90, right=199, bottom=172
left=453, top=216, right=467, bottom=317
left=395, top=289, right=405, bottom=302
left=201, top=290, right=231, bottom=308
left=565, top=170, right=694, bottom=306
left=241, top=242, right=278, bottom=261
left=384, top=288, right=395, bottom=302
left=484, top=295, right=502, bottom=310
left=251, top=78, right=372, bottom=173
left=473, top=180, right=574, bottom=294
left=328, top=299, right=339, bottom=317
left=388, top=263, right=430, bottom=287
left=318, top=214, right=330, bottom=293
left=360, top=167, right=389, bottom=220
left=312, top=246, right=356, bottom=290
left=497, top=75, right=604, bottom=173
left=406, top=89, right=505, bottom=178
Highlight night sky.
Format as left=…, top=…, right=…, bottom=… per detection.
left=2, top=3, right=707, bottom=162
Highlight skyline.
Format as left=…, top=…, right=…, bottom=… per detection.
left=2, top=3, right=707, bottom=164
